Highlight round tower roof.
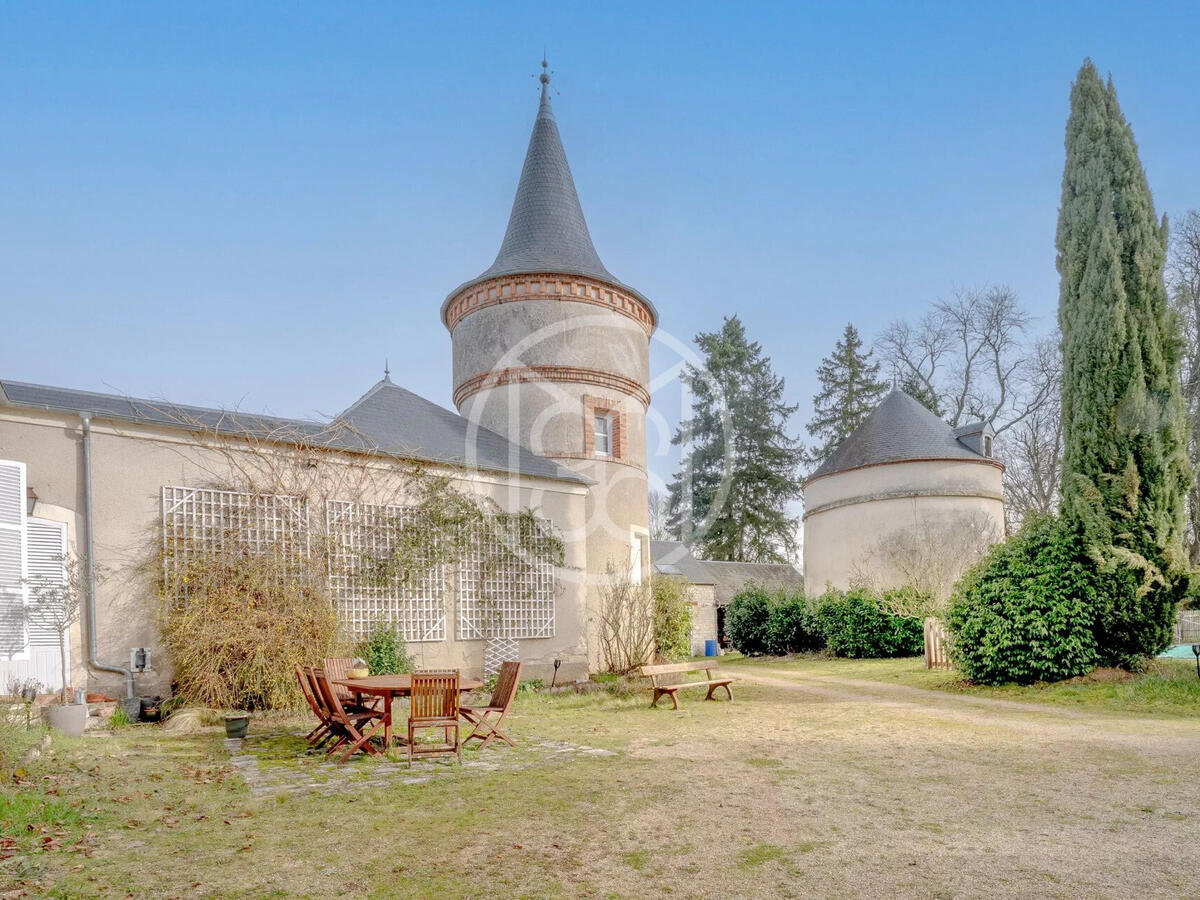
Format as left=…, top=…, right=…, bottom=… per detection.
left=442, top=74, right=656, bottom=324
left=805, top=390, right=1000, bottom=483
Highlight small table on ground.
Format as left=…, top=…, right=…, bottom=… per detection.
left=333, top=674, right=484, bottom=750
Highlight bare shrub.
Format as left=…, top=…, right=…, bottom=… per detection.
left=597, top=563, right=653, bottom=673
left=852, top=511, right=1002, bottom=618
left=158, top=550, right=346, bottom=711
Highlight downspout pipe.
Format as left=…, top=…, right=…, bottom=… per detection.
left=80, top=413, right=134, bottom=700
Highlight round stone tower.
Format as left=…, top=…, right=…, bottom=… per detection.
left=802, top=390, right=1006, bottom=599
left=442, top=66, right=657, bottom=663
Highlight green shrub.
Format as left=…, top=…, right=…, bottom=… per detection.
left=652, top=576, right=693, bottom=661
left=947, top=516, right=1098, bottom=685
left=724, top=585, right=776, bottom=655
left=765, top=594, right=823, bottom=654
left=815, top=588, right=923, bottom=658
left=358, top=622, right=413, bottom=675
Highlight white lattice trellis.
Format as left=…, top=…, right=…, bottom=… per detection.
left=325, top=500, right=446, bottom=643
left=458, top=515, right=557, bottom=641
left=483, top=636, right=520, bottom=678
left=161, top=486, right=309, bottom=600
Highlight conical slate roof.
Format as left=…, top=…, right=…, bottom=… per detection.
left=806, top=390, right=992, bottom=482
left=443, top=77, right=654, bottom=320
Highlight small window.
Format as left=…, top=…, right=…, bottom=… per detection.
left=982, top=435, right=993, bottom=458
left=593, top=413, right=613, bottom=457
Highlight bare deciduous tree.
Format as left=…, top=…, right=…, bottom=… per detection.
left=876, top=285, right=1054, bottom=436
left=647, top=488, right=670, bottom=541
left=1168, top=210, right=1200, bottom=564
left=596, top=562, right=654, bottom=673
left=26, top=554, right=84, bottom=703
left=876, top=286, right=1062, bottom=529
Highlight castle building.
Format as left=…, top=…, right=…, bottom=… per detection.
left=0, top=69, right=653, bottom=697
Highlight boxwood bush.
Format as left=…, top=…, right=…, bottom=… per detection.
left=814, top=588, right=924, bottom=658
left=765, top=594, right=824, bottom=654
left=947, top=515, right=1098, bottom=685
left=724, top=585, right=776, bottom=655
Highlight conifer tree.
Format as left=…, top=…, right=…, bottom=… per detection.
left=666, top=316, right=804, bottom=562
left=805, top=324, right=889, bottom=469
left=1056, top=60, right=1191, bottom=663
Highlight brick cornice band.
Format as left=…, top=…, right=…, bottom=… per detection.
left=443, top=273, right=655, bottom=335
left=454, top=365, right=651, bottom=408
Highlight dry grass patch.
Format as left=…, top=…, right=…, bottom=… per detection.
left=2, top=671, right=1199, bottom=897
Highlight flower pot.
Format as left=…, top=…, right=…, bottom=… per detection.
left=47, top=703, right=88, bottom=738
left=224, top=714, right=249, bottom=739
left=119, top=697, right=142, bottom=721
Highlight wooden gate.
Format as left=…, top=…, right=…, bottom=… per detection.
left=924, top=617, right=952, bottom=670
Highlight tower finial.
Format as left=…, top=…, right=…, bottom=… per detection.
left=383, top=359, right=391, bottom=382
left=540, top=54, right=550, bottom=89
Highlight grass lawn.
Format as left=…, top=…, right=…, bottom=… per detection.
left=721, top=653, right=1200, bottom=717
left=3, top=664, right=1200, bottom=898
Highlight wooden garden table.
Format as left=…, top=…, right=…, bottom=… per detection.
left=333, top=674, right=484, bottom=750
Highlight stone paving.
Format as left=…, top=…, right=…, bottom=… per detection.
left=224, top=731, right=616, bottom=799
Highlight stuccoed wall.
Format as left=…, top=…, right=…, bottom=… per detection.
left=450, top=282, right=653, bottom=673
left=802, top=458, right=1005, bottom=597
left=0, top=407, right=593, bottom=697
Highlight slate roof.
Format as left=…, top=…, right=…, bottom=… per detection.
left=650, top=540, right=716, bottom=584
left=703, top=560, right=805, bottom=606
left=650, top=539, right=806, bottom=603
left=443, top=82, right=656, bottom=322
left=806, top=389, right=994, bottom=482
left=0, top=377, right=588, bottom=485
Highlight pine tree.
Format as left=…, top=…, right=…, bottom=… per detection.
left=1057, top=60, right=1191, bottom=664
left=666, top=316, right=804, bottom=562
left=805, top=324, right=889, bottom=469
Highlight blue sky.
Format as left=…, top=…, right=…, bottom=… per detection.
left=3, top=2, right=1199, bottom=490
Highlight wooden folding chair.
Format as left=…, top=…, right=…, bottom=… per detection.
left=406, top=670, right=461, bottom=767
left=312, top=668, right=386, bottom=763
left=461, top=660, right=522, bottom=750
left=296, top=664, right=331, bottom=747
left=323, top=656, right=382, bottom=712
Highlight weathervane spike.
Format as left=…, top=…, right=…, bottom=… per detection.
left=384, top=359, right=390, bottom=381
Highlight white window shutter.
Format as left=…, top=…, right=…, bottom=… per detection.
left=26, top=518, right=68, bottom=648
left=0, top=460, right=28, bottom=658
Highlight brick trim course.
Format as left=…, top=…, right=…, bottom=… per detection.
left=443, top=273, right=655, bottom=335
left=454, top=366, right=651, bottom=408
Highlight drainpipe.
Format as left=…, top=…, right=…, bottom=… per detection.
left=80, top=413, right=134, bottom=700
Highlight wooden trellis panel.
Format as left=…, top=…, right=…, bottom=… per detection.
left=457, top=516, right=557, bottom=641
left=161, top=486, right=309, bottom=602
left=325, top=500, right=446, bottom=643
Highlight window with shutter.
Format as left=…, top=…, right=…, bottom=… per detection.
left=0, top=460, right=28, bottom=659
left=26, top=518, right=68, bottom=650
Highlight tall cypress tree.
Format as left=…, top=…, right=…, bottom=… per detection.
left=1057, top=60, right=1190, bottom=663
left=806, top=324, right=889, bottom=469
left=666, top=316, right=804, bottom=562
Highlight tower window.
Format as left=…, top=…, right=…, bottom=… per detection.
left=982, top=434, right=993, bottom=458
left=594, top=413, right=614, bottom=457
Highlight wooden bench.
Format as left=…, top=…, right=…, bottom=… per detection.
left=640, top=661, right=735, bottom=710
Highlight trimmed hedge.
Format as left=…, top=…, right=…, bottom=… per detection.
left=724, top=586, right=775, bottom=656
left=765, top=595, right=824, bottom=654
left=724, top=583, right=917, bottom=658
left=814, top=588, right=924, bottom=659
left=947, top=515, right=1098, bottom=685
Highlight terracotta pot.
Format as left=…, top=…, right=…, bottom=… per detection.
left=47, top=703, right=88, bottom=738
